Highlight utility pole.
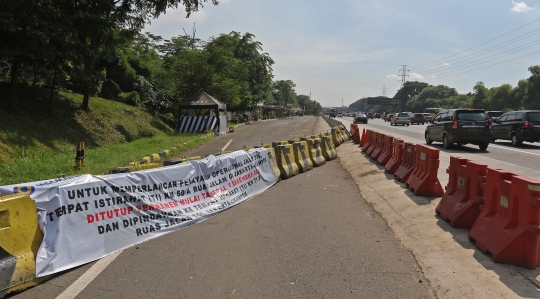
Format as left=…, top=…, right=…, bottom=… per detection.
left=399, top=65, right=409, bottom=87
left=399, top=65, right=410, bottom=112
left=381, top=86, right=387, bottom=97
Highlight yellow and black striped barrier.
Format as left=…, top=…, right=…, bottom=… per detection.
left=75, top=141, right=85, bottom=168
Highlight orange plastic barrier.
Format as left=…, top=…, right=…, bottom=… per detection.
left=369, top=132, right=384, bottom=160
left=365, top=131, right=378, bottom=156
left=350, top=124, right=360, bottom=144
left=376, top=134, right=394, bottom=166
left=469, top=169, right=540, bottom=269
left=405, top=144, right=444, bottom=196
left=385, top=138, right=404, bottom=174
left=436, top=157, right=487, bottom=228
left=360, top=129, right=368, bottom=147
left=394, top=143, right=416, bottom=183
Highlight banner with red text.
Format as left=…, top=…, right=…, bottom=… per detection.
left=34, top=148, right=276, bottom=277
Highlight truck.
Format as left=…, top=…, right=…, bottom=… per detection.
left=329, top=108, right=338, bottom=118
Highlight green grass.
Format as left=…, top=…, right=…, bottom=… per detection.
left=0, top=83, right=215, bottom=185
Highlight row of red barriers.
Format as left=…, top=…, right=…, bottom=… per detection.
left=357, top=127, right=540, bottom=269
left=436, top=155, right=540, bottom=269
left=358, top=129, right=443, bottom=197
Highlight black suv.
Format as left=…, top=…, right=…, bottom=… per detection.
left=410, top=113, right=425, bottom=125
left=425, top=109, right=492, bottom=150
left=491, top=110, right=540, bottom=145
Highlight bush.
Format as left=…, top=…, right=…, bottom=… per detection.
left=117, top=91, right=141, bottom=107
left=159, top=112, right=176, bottom=128
left=100, top=80, right=122, bottom=100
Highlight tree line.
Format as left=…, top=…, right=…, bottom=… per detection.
left=0, top=0, right=322, bottom=117
left=350, top=65, right=540, bottom=113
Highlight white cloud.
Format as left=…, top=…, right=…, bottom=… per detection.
left=510, top=1, right=533, bottom=13
left=386, top=74, right=399, bottom=79
left=442, top=62, right=450, bottom=66
left=409, top=73, right=424, bottom=80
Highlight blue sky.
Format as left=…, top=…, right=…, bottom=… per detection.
left=144, top=0, right=540, bottom=107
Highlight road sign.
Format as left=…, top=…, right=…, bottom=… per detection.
left=366, top=97, right=400, bottom=105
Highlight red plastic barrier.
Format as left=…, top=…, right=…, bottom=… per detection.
left=350, top=124, right=360, bottom=144
left=385, top=138, right=404, bottom=174
left=360, top=129, right=368, bottom=147
left=394, top=143, right=416, bottom=183
left=361, top=129, right=373, bottom=152
left=366, top=131, right=378, bottom=156
left=405, top=144, right=444, bottom=197
left=436, top=157, right=487, bottom=228
left=376, top=134, right=394, bottom=166
left=369, top=132, right=384, bottom=160
left=469, top=169, right=540, bottom=269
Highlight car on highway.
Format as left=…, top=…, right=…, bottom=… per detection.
left=486, top=111, right=504, bottom=122
left=391, top=112, right=410, bottom=126
left=374, top=113, right=381, bottom=119
left=410, top=113, right=425, bottom=125
left=491, top=110, right=540, bottom=145
left=353, top=112, right=368, bottom=124
left=422, top=113, right=432, bottom=122
left=366, top=112, right=374, bottom=119
left=384, top=113, right=394, bottom=122
left=425, top=108, right=492, bottom=150
left=337, top=112, right=343, bottom=117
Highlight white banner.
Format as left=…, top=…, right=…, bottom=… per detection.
left=34, top=148, right=276, bottom=277
left=0, top=175, right=100, bottom=198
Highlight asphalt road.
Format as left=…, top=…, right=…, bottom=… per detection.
left=340, top=116, right=540, bottom=180
left=9, top=117, right=434, bottom=299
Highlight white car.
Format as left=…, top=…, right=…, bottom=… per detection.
left=391, top=112, right=410, bottom=126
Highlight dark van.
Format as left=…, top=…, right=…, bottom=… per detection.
left=425, top=108, right=492, bottom=150
left=491, top=110, right=540, bottom=145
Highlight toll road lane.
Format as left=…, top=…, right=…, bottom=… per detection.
left=343, top=117, right=540, bottom=181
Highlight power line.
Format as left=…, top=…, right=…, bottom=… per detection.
left=411, top=16, right=540, bottom=69
left=414, top=28, right=540, bottom=73
left=419, top=38, right=540, bottom=76
left=423, top=49, right=540, bottom=80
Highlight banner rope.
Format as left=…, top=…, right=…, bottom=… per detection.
left=0, top=275, right=37, bottom=293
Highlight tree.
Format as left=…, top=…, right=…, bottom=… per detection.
left=472, top=81, right=489, bottom=109
left=272, top=80, right=297, bottom=107
left=489, top=84, right=513, bottom=111
left=524, top=65, right=540, bottom=109
left=394, top=81, right=429, bottom=111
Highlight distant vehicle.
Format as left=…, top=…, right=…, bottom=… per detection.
left=384, top=114, right=394, bottom=122
left=366, top=112, right=374, bottom=119
left=486, top=111, right=503, bottom=122
left=424, top=107, right=444, bottom=117
left=353, top=113, right=368, bottom=124
left=410, top=113, right=425, bottom=125
left=374, top=113, right=381, bottom=119
left=391, top=112, right=410, bottom=126
left=422, top=113, right=432, bottom=122
left=337, top=112, right=343, bottom=118
left=425, top=108, right=491, bottom=150
left=296, top=110, right=304, bottom=116
left=491, top=110, right=540, bottom=145
left=329, top=108, right=338, bottom=118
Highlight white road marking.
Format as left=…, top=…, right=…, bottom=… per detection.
left=221, top=139, right=233, bottom=152
left=55, top=251, right=122, bottom=299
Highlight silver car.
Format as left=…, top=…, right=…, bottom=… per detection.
left=391, top=112, right=410, bottom=126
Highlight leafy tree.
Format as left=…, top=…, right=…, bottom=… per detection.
left=488, top=84, right=513, bottom=111
left=272, top=80, right=297, bottom=107
left=446, top=94, right=473, bottom=108
left=511, top=79, right=529, bottom=110
left=472, top=81, right=489, bottom=109
left=394, top=81, right=429, bottom=111
left=524, top=65, right=540, bottom=109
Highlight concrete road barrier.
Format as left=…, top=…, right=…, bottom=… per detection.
left=290, top=141, right=313, bottom=173
left=300, top=137, right=326, bottom=167
left=0, top=194, right=48, bottom=298
left=320, top=136, right=337, bottom=161
left=274, top=144, right=299, bottom=179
